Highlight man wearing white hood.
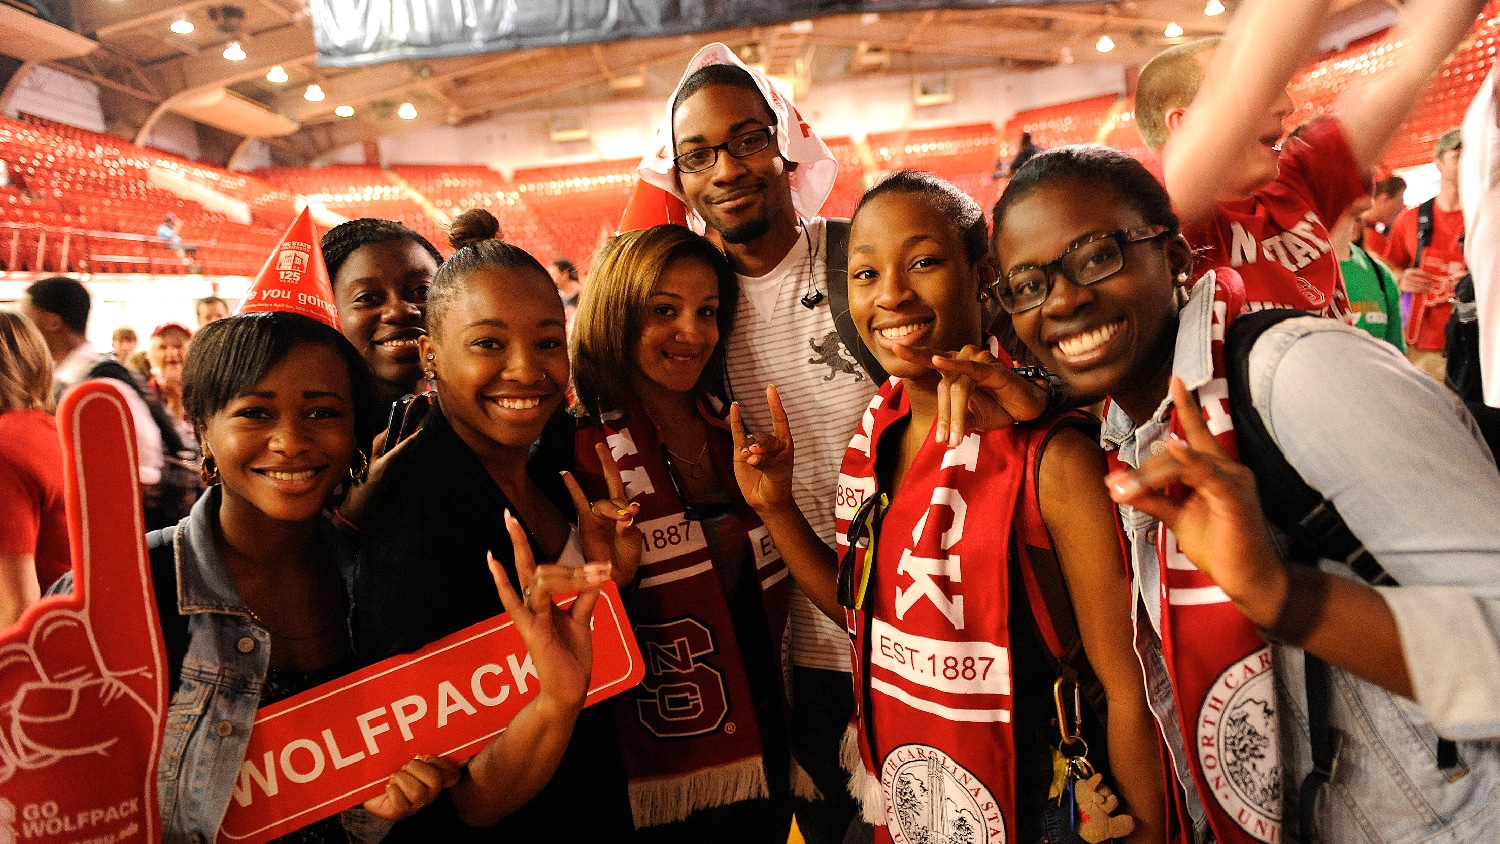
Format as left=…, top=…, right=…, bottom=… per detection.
left=639, top=44, right=869, bottom=843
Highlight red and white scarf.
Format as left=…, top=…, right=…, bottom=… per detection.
left=575, top=393, right=792, bottom=829
left=835, top=374, right=1050, bottom=844
left=1105, top=268, right=1283, bottom=844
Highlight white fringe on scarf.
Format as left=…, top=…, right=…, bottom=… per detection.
left=790, top=757, right=822, bottom=801
left=628, top=757, right=769, bottom=829
left=840, top=723, right=885, bottom=824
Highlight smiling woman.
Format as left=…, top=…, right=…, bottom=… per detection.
left=351, top=208, right=645, bottom=841
left=321, top=219, right=444, bottom=439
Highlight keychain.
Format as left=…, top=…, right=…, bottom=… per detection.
left=1053, top=678, right=1136, bottom=843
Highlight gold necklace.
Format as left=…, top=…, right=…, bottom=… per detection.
left=666, top=440, right=708, bottom=478
left=244, top=588, right=346, bottom=641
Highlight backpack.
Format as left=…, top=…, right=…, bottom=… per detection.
left=1223, top=309, right=1473, bottom=841
left=86, top=358, right=202, bottom=526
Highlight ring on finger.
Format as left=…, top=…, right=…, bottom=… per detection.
left=522, top=586, right=532, bottom=606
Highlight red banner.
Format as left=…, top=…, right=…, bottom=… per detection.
left=0, top=380, right=166, bottom=843
left=217, top=583, right=644, bottom=843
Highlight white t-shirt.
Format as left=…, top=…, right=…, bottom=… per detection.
left=55, top=342, right=164, bottom=485
left=726, top=217, right=880, bottom=671
left=1462, top=65, right=1500, bottom=408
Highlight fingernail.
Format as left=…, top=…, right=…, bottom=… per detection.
left=934, top=422, right=947, bottom=442
left=503, top=509, right=515, bottom=525
left=1106, top=474, right=1139, bottom=496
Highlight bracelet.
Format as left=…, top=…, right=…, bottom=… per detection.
left=331, top=506, right=365, bottom=536
left=1012, top=364, right=1068, bottom=418
left=1257, top=564, right=1330, bottom=647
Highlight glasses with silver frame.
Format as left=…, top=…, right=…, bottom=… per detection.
left=674, top=126, right=778, bottom=174
left=995, top=225, right=1170, bottom=314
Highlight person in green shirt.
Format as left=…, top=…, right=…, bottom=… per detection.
left=1336, top=196, right=1406, bottom=350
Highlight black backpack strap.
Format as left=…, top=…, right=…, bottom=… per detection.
left=1414, top=197, right=1436, bottom=268
left=147, top=526, right=190, bottom=698
left=88, top=358, right=187, bottom=455
left=825, top=218, right=890, bottom=384
left=1223, top=310, right=1390, bottom=583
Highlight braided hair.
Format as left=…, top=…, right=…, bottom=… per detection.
left=320, top=219, right=444, bottom=287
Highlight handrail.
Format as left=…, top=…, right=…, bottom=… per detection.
left=0, top=220, right=270, bottom=275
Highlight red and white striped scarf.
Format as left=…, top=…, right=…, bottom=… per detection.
left=575, top=393, right=792, bottom=829
left=1105, top=268, right=1283, bottom=844
left=835, top=372, right=1044, bottom=844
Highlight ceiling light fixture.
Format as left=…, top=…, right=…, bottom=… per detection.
left=335, top=105, right=354, bottom=117
left=1164, top=21, right=1184, bottom=37
left=304, top=84, right=325, bottom=101
left=1096, top=34, right=1115, bottom=53
left=397, top=102, right=417, bottom=120
left=170, top=17, right=194, bottom=34
left=1205, top=0, right=1226, bottom=16
left=266, top=65, right=288, bottom=83
left=223, top=41, right=245, bottom=61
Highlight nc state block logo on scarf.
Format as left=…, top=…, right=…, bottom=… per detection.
left=0, top=381, right=166, bottom=844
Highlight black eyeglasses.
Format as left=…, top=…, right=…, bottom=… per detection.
left=674, top=126, right=777, bottom=174
left=837, top=492, right=887, bottom=611
left=995, top=225, right=1170, bottom=314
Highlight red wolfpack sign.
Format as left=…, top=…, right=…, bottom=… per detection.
left=0, top=381, right=166, bottom=843
left=218, top=585, right=644, bottom=843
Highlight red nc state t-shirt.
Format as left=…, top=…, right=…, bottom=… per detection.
left=1381, top=202, right=1466, bottom=351
left=1179, top=116, right=1364, bottom=322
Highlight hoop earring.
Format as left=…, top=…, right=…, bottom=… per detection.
left=199, top=453, right=218, bottom=485
left=349, top=449, right=369, bottom=485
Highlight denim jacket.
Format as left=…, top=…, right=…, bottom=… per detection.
left=153, top=487, right=387, bottom=844
left=1104, top=273, right=1500, bottom=843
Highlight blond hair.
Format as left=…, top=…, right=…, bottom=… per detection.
left=1135, top=37, right=1218, bottom=152
left=0, top=310, right=55, bottom=413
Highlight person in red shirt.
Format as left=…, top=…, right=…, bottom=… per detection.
left=1133, top=0, right=1485, bottom=322
left=1362, top=175, right=1408, bottom=257
left=0, top=309, right=68, bottom=624
left=1380, top=129, right=1465, bottom=381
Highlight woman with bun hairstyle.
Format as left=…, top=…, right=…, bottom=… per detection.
left=571, top=224, right=795, bottom=842
left=321, top=220, right=443, bottom=432
left=351, top=209, right=644, bottom=840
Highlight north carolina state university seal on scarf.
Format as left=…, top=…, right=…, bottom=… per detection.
left=881, top=744, right=1004, bottom=844
left=1197, top=646, right=1281, bottom=843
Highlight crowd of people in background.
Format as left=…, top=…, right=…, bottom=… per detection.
left=3, top=0, right=1500, bottom=841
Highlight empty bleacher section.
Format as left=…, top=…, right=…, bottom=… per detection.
left=389, top=164, right=555, bottom=261
left=868, top=123, right=1001, bottom=214
left=512, top=158, right=637, bottom=268
left=6, top=11, right=1500, bottom=279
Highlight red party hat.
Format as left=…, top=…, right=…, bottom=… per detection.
left=235, top=206, right=341, bottom=330
left=618, top=178, right=689, bottom=233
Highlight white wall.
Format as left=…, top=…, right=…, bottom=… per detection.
left=5, top=65, right=106, bottom=132
left=143, top=112, right=202, bottom=161
left=362, top=62, right=1128, bottom=174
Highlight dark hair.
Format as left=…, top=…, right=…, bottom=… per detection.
left=25, top=276, right=90, bottom=335
left=670, top=63, right=773, bottom=131
left=550, top=258, right=578, bottom=281
left=571, top=225, right=737, bottom=418
left=428, top=209, right=554, bottom=336
left=183, top=312, right=379, bottom=446
left=992, top=145, right=1181, bottom=258
left=321, top=218, right=444, bottom=288
left=855, top=169, right=990, bottom=268
left=1374, top=175, right=1407, bottom=198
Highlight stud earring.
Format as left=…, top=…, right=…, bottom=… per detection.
left=426, top=353, right=434, bottom=361
left=1176, top=271, right=1190, bottom=284
left=199, top=453, right=218, bottom=485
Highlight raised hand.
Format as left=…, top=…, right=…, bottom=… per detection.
left=1102, top=376, right=1287, bottom=618
left=493, top=510, right=606, bottom=717
left=890, top=343, right=1048, bottom=447
left=563, top=442, right=642, bottom=587
left=362, top=754, right=462, bottom=820
left=729, top=385, right=797, bottom=515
